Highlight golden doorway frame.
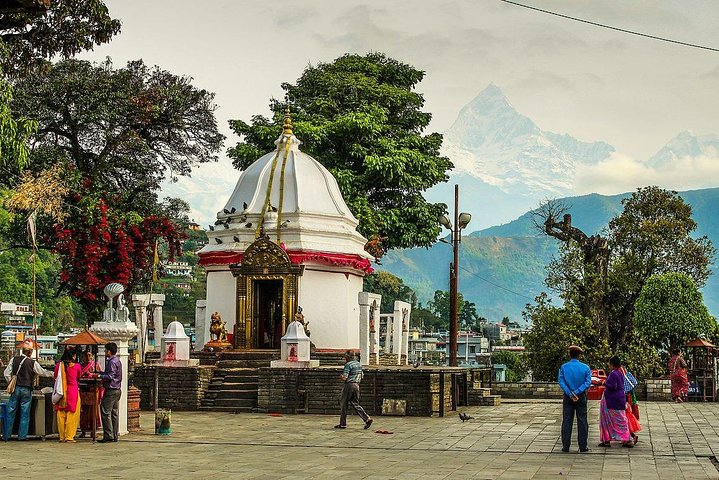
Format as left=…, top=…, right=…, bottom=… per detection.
left=229, top=235, right=302, bottom=349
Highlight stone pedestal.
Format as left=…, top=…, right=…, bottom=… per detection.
left=131, top=293, right=165, bottom=359
left=271, top=320, right=319, bottom=368
left=91, top=320, right=138, bottom=436
left=194, top=300, right=207, bottom=350
left=358, top=292, right=381, bottom=366
left=395, top=301, right=411, bottom=366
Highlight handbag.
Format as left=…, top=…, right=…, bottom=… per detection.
left=622, top=370, right=638, bottom=394
left=52, top=363, right=65, bottom=405
left=5, top=357, right=27, bottom=394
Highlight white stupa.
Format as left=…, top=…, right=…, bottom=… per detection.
left=197, top=110, right=373, bottom=351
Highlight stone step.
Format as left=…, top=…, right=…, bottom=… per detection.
left=212, top=367, right=261, bottom=376
left=199, top=405, right=253, bottom=413
left=212, top=398, right=256, bottom=408
left=477, top=395, right=501, bottom=406
left=223, top=374, right=259, bottom=383
left=215, top=389, right=258, bottom=400
left=215, top=360, right=272, bottom=369
left=219, top=351, right=279, bottom=361
left=207, top=381, right=259, bottom=391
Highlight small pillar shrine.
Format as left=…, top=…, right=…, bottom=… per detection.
left=270, top=320, right=319, bottom=368
left=197, top=109, right=373, bottom=352
left=91, top=283, right=139, bottom=436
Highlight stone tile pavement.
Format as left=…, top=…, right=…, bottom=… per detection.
left=1, top=400, right=718, bottom=479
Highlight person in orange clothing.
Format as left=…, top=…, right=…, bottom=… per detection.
left=54, top=348, right=83, bottom=443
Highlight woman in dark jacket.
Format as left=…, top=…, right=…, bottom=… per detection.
left=598, top=356, right=633, bottom=448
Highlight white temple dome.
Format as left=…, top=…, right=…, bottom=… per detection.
left=223, top=135, right=355, bottom=219
left=198, top=111, right=372, bottom=271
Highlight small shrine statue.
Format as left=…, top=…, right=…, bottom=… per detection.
left=116, top=293, right=130, bottom=322
left=209, top=311, right=228, bottom=343
left=295, top=306, right=310, bottom=337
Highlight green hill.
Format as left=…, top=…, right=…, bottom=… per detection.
left=380, top=187, right=719, bottom=321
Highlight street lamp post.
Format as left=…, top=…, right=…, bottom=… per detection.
left=438, top=184, right=471, bottom=367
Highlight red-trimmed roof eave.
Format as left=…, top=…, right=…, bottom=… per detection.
left=198, top=249, right=373, bottom=274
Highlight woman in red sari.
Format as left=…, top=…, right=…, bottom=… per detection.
left=669, top=348, right=689, bottom=403
left=54, top=348, right=83, bottom=443
left=79, top=350, right=103, bottom=438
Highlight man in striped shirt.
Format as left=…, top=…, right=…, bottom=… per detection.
left=335, top=350, right=373, bottom=430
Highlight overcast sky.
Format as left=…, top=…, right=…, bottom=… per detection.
left=80, top=0, right=719, bottom=224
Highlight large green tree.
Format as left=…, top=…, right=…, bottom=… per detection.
left=9, top=58, right=224, bottom=214
left=522, top=293, right=608, bottom=381
left=634, top=272, right=717, bottom=350
left=539, top=187, right=715, bottom=351
left=0, top=0, right=121, bottom=78
left=4, top=58, right=223, bottom=313
left=363, top=271, right=417, bottom=312
left=228, top=53, right=453, bottom=253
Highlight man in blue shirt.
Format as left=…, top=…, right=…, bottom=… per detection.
left=558, top=345, right=592, bottom=453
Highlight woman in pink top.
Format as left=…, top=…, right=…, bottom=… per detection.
left=54, top=348, right=83, bottom=443
left=79, top=350, right=103, bottom=438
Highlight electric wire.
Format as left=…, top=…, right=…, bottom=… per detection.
left=499, top=0, right=719, bottom=53
left=457, top=264, right=536, bottom=302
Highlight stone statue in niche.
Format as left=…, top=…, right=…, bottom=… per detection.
left=369, top=300, right=377, bottom=333
left=402, top=308, right=409, bottom=332
left=116, top=293, right=130, bottom=322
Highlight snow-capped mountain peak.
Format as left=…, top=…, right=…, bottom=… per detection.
left=442, top=84, right=615, bottom=197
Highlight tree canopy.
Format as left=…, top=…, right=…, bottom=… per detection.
left=3, top=58, right=223, bottom=314
left=363, top=271, right=417, bottom=312
left=0, top=0, right=121, bottom=78
left=530, top=186, right=715, bottom=377
left=9, top=58, right=224, bottom=212
left=228, top=53, right=453, bottom=253
left=634, top=272, right=717, bottom=350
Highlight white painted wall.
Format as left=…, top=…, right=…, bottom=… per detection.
left=299, top=267, right=363, bottom=350
left=204, top=268, right=236, bottom=343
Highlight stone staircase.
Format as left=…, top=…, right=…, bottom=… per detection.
left=468, top=386, right=502, bottom=406
left=200, top=351, right=279, bottom=413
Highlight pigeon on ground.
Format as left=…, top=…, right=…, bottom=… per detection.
left=233, top=236, right=240, bottom=242
left=208, top=225, right=215, bottom=231
left=215, top=238, right=223, bottom=244
left=459, top=412, right=474, bottom=422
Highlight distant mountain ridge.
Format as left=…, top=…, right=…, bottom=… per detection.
left=424, top=85, right=719, bottom=231
left=381, top=187, right=719, bottom=321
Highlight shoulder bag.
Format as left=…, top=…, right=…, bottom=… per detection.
left=5, top=356, right=28, bottom=394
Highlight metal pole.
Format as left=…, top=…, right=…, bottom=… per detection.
left=449, top=184, right=460, bottom=367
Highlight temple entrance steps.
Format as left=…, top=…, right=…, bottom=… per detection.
left=199, top=351, right=279, bottom=413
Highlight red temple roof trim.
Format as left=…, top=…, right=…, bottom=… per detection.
left=199, top=249, right=373, bottom=274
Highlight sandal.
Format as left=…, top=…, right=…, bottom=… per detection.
left=622, top=441, right=634, bottom=448
left=598, top=441, right=611, bottom=447
left=632, top=434, right=639, bottom=445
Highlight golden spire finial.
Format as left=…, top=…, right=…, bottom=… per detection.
left=282, top=105, right=293, bottom=136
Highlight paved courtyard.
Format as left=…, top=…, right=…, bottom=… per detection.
left=2, top=400, right=719, bottom=479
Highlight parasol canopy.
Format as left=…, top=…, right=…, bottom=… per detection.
left=60, top=330, right=110, bottom=346
left=684, top=337, right=715, bottom=348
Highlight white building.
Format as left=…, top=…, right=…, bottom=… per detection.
left=196, top=112, right=373, bottom=350
left=456, top=333, right=490, bottom=366
left=0, top=302, right=43, bottom=330
left=164, top=261, right=193, bottom=277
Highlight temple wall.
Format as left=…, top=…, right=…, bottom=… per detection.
left=257, top=367, right=464, bottom=416
left=204, top=268, right=236, bottom=342
left=298, top=268, right=362, bottom=350
left=133, top=365, right=214, bottom=411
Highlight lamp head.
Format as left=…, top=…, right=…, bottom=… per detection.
left=438, top=214, right=452, bottom=229
left=458, top=212, right=472, bottom=229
